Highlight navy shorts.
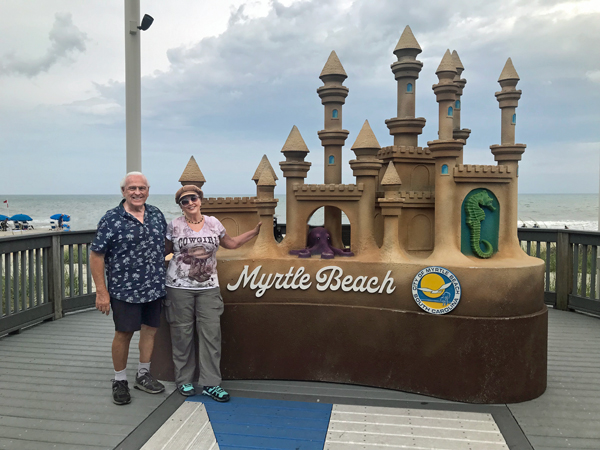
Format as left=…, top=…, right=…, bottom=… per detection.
left=111, top=297, right=162, bottom=332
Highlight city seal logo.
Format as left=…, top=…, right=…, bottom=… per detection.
left=412, top=266, right=461, bottom=314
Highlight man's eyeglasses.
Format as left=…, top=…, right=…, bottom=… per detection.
left=127, top=186, right=148, bottom=192
left=180, top=195, right=199, bottom=206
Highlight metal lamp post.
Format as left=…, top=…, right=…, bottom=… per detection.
left=124, top=0, right=153, bottom=173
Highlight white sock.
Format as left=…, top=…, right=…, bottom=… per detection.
left=114, top=368, right=127, bottom=382
left=138, top=362, right=150, bottom=376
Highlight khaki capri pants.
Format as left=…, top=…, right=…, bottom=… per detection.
left=164, top=286, right=224, bottom=387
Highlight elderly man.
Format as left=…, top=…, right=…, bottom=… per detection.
left=90, top=172, right=167, bottom=405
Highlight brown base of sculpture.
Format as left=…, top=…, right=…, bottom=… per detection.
left=152, top=299, right=547, bottom=404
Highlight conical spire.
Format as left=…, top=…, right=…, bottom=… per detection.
left=257, top=168, right=276, bottom=187
left=178, top=156, right=205, bottom=184
left=381, top=162, right=402, bottom=186
left=320, top=51, right=347, bottom=78
left=281, top=125, right=310, bottom=153
left=351, top=120, right=381, bottom=149
left=436, top=49, right=457, bottom=74
left=252, top=155, right=278, bottom=182
left=394, top=25, right=422, bottom=54
left=498, top=58, right=520, bottom=82
left=451, top=50, right=464, bottom=71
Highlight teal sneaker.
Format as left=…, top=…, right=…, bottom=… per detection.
left=202, top=385, right=230, bottom=402
left=178, top=383, right=196, bottom=397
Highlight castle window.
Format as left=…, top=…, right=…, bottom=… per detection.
left=441, top=164, right=449, bottom=175
left=332, top=109, right=338, bottom=119
left=329, top=155, right=335, bottom=165
left=455, top=100, right=461, bottom=109
left=407, top=83, right=413, bottom=93
left=512, top=113, right=516, bottom=124
left=448, top=106, right=453, bottom=117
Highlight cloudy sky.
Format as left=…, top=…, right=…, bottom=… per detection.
left=0, top=0, right=598, bottom=195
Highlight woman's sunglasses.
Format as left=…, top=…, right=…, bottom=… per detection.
left=180, top=195, right=199, bottom=206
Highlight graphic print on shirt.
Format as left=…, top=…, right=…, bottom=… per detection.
left=166, top=216, right=225, bottom=289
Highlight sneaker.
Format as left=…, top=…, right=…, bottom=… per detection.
left=112, top=380, right=131, bottom=405
left=134, top=370, right=165, bottom=394
left=178, top=383, right=196, bottom=397
left=202, top=385, right=230, bottom=402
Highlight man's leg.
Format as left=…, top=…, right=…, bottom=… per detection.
left=112, top=331, right=134, bottom=371
left=134, top=300, right=165, bottom=394
left=139, top=324, right=157, bottom=363
left=111, top=330, right=134, bottom=405
left=110, top=298, right=142, bottom=405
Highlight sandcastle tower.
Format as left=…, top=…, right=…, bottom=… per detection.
left=427, top=50, right=466, bottom=259
left=279, top=126, right=311, bottom=251
left=377, top=162, right=405, bottom=261
left=451, top=50, right=471, bottom=163
left=318, top=51, right=349, bottom=247
left=380, top=26, right=429, bottom=189
left=490, top=58, right=526, bottom=256
left=252, top=157, right=280, bottom=257
left=349, top=120, right=382, bottom=255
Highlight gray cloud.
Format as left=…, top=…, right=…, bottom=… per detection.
left=0, top=12, right=87, bottom=77
left=11, top=0, right=599, bottom=194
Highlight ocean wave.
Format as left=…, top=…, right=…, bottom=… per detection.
left=518, top=220, right=598, bottom=231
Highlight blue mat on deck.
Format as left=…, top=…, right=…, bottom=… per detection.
left=186, top=396, right=333, bottom=450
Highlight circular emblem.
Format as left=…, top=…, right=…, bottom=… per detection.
left=412, top=267, right=461, bottom=314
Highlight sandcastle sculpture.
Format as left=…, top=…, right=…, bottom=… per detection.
left=153, top=26, right=547, bottom=403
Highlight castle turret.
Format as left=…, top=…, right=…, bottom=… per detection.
left=490, top=58, right=526, bottom=256
left=279, top=126, right=311, bottom=251
left=252, top=154, right=279, bottom=185
left=434, top=50, right=459, bottom=141
left=350, top=120, right=382, bottom=254
left=378, top=162, right=406, bottom=261
left=253, top=160, right=280, bottom=256
left=427, top=50, right=465, bottom=258
left=451, top=50, right=471, bottom=155
left=178, top=156, right=206, bottom=188
left=317, top=51, right=349, bottom=245
left=385, top=26, right=426, bottom=148
left=317, top=51, right=349, bottom=182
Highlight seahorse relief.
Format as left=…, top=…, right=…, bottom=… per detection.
left=464, top=189, right=498, bottom=259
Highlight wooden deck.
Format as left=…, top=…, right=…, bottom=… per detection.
left=1, top=307, right=599, bottom=449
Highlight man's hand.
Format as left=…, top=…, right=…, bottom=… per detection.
left=96, top=290, right=110, bottom=315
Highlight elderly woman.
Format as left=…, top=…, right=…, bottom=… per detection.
left=165, top=185, right=260, bottom=401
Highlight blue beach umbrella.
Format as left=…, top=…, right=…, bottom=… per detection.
left=50, top=213, right=71, bottom=222
left=0, top=214, right=8, bottom=221
left=9, top=214, right=32, bottom=221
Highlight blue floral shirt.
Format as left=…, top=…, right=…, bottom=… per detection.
left=90, top=200, right=167, bottom=303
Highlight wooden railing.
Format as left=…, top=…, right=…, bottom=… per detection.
left=518, top=228, right=600, bottom=315
left=0, top=231, right=96, bottom=336
left=2, top=227, right=599, bottom=336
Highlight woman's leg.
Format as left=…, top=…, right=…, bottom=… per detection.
left=195, top=287, right=224, bottom=387
left=165, top=287, right=196, bottom=386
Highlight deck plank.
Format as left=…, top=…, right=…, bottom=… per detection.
left=0, top=310, right=174, bottom=450
left=508, top=308, right=600, bottom=450
left=141, top=402, right=217, bottom=450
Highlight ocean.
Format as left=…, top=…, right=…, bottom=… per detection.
left=1, top=194, right=598, bottom=232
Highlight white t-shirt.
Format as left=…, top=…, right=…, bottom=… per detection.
left=166, top=215, right=226, bottom=289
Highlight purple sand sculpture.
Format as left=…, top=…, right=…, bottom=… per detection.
left=289, top=227, right=354, bottom=259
